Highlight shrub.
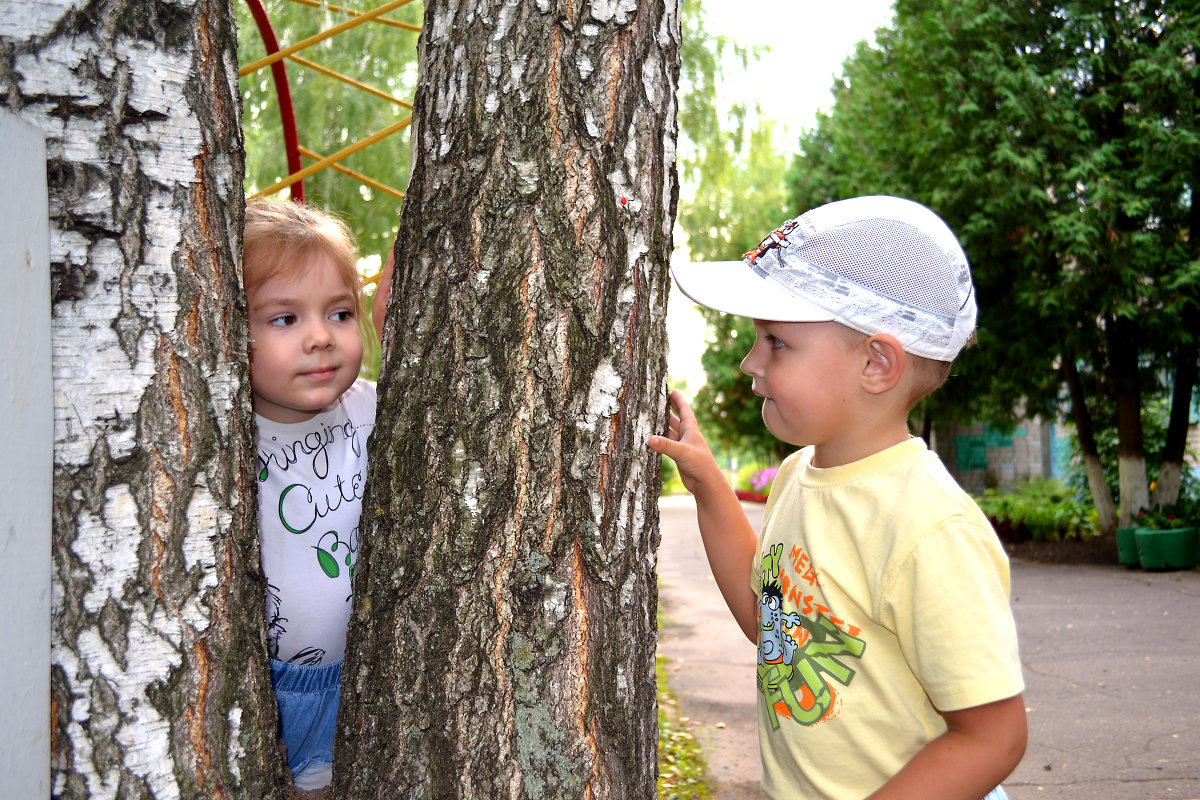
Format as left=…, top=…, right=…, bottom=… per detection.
left=975, top=478, right=1098, bottom=543
left=750, top=466, right=779, bottom=494
left=732, top=463, right=778, bottom=502
left=1135, top=504, right=1193, bottom=530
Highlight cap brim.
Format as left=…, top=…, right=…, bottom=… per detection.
left=671, top=260, right=835, bottom=323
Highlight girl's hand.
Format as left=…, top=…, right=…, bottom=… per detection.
left=648, top=390, right=724, bottom=495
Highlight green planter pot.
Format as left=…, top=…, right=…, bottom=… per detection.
left=1134, top=527, right=1198, bottom=570
left=1116, top=526, right=1141, bottom=567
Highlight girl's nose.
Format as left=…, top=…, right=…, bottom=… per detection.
left=306, top=321, right=335, bottom=351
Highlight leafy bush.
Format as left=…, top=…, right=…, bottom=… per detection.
left=975, top=478, right=1098, bottom=543
left=1061, top=394, right=1200, bottom=514
left=750, top=466, right=779, bottom=493
left=1135, top=504, right=1194, bottom=530
left=732, top=462, right=778, bottom=502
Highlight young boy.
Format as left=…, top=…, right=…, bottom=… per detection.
left=244, top=200, right=376, bottom=791
left=650, top=196, right=1026, bottom=800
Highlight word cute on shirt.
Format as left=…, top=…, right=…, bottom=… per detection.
left=257, top=417, right=369, bottom=535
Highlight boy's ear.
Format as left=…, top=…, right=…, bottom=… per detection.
left=861, top=334, right=906, bottom=395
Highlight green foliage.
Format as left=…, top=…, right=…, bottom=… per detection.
left=675, top=1, right=798, bottom=455
left=692, top=311, right=780, bottom=459
left=237, top=0, right=420, bottom=258
left=784, top=0, right=1200, bottom=516
left=1134, top=505, right=1194, bottom=530
left=660, top=455, right=686, bottom=496
left=1062, top=394, right=1200, bottom=511
left=656, top=656, right=713, bottom=800
left=975, top=479, right=1098, bottom=543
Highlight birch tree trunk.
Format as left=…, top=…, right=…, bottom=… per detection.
left=336, top=1, right=679, bottom=797
left=1, top=2, right=289, bottom=797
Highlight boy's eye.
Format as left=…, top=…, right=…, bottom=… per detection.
left=269, top=314, right=296, bottom=327
left=767, top=334, right=783, bottom=349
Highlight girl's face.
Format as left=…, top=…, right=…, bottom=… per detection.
left=247, top=253, right=363, bottom=423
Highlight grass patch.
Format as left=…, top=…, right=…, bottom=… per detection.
left=657, top=655, right=713, bottom=799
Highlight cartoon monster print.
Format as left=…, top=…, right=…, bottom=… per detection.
left=756, top=542, right=867, bottom=730
left=759, top=543, right=805, bottom=669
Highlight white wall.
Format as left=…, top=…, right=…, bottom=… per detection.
left=0, top=109, right=51, bottom=799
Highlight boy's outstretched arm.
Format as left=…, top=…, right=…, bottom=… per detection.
left=867, top=693, right=1027, bottom=800
left=649, top=390, right=760, bottom=643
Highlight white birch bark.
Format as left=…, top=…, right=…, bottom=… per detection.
left=1, top=2, right=288, bottom=797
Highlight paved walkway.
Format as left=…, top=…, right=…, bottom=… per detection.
left=657, top=495, right=1200, bottom=800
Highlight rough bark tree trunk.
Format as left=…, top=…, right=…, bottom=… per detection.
left=335, top=1, right=679, bottom=798
left=1152, top=336, right=1197, bottom=509
left=1, top=2, right=289, bottom=797
left=1062, top=354, right=1117, bottom=533
left=1107, top=315, right=1149, bottom=528
left=1151, top=181, right=1200, bottom=510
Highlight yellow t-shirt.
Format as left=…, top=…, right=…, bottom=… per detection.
left=751, top=439, right=1024, bottom=800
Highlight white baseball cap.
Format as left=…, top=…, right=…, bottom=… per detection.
left=672, top=196, right=977, bottom=362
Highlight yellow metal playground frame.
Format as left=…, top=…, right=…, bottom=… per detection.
left=240, top=0, right=418, bottom=288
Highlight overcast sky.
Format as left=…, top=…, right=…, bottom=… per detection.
left=667, top=1, right=897, bottom=391
left=701, top=0, right=896, bottom=141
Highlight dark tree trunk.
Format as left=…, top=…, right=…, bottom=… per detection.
left=1107, top=314, right=1148, bottom=527
left=1062, top=353, right=1117, bottom=533
left=1152, top=178, right=1200, bottom=509
left=335, top=1, right=679, bottom=798
left=2, top=2, right=289, bottom=796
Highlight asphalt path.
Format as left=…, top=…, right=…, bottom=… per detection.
left=656, top=495, right=1200, bottom=800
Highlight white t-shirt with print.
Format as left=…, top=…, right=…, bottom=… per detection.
left=256, top=379, right=375, bottom=665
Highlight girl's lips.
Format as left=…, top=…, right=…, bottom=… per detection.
left=300, top=368, right=337, bottom=381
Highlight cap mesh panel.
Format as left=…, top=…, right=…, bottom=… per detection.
left=798, top=220, right=960, bottom=317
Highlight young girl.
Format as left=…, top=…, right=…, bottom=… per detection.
left=243, top=200, right=375, bottom=790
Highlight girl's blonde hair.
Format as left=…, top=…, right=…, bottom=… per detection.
left=243, top=200, right=361, bottom=297
left=243, top=200, right=376, bottom=353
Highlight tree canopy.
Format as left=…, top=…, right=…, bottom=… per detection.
left=673, top=0, right=794, bottom=460
left=785, top=0, right=1200, bottom=527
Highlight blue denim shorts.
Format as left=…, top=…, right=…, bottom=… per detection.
left=270, top=658, right=342, bottom=783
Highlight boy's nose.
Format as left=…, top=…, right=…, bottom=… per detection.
left=740, top=349, right=759, bottom=377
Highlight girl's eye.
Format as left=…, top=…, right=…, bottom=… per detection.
left=269, top=314, right=296, bottom=327
left=331, top=309, right=355, bottom=323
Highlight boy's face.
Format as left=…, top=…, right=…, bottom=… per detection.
left=740, top=320, right=862, bottom=451
left=248, top=253, right=363, bottom=423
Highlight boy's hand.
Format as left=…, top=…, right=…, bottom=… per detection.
left=648, top=390, right=725, bottom=495
left=649, top=389, right=761, bottom=643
